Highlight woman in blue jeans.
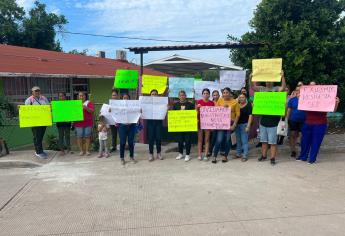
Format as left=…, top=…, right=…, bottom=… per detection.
left=118, top=94, right=137, bottom=165
left=235, top=94, right=253, bottom=162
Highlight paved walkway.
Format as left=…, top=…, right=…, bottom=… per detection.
left=0, top=133, right=345, bottom=235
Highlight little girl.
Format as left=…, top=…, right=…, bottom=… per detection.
left=98, top=115, right=110, bottom=158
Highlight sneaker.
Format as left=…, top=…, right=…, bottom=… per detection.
left=203, top=156, right=209, bottom=161
left=258, top=156, right=267, bottom=162
left=149, top=154, right=154, bottom=162
left=176, top=153, right=183, bottom=160
left=308, top=161, right=315, bottom=165
left=197, top=156, right=202, bottom=161
left=34, top=152, right=40, bottom=158
left=241, top=157, right=248, bottom=162
left=97, top=153, right=103, bottom=158
left=42, top=151, right=48, bottom=156
left=184, top=155, right=191, bottom=162
left=37, top=153, right=47, bottom=159
left=291, top=151, right=297, bottom=158
left=120, top=159, right=125, bottom=165
left=157, top=153, right=163, bottom=160
left=296, top=157, right=307, bottom=161
left=270, top=158, right=276, bottom=165
left=130, top=158, right=137, bottom=164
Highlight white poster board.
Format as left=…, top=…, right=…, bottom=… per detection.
left=100, top=104, right=116, bottom=125
left=219, top=70, right=246, bottom=91
left=109, top=100, right=141, bottom=124
left=139, top=96, right=168, bottom=120
left=194, top=81, right=221, bottom=100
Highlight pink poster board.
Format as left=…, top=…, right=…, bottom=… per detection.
left=298, top=85, right=338, bottom=112
left=200, top=107, right=231, bottom=130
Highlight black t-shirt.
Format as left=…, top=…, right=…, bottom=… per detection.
left=260, top=115, right=281, bottom=127
left=56, top=122, right=71, bottom=128
left=172, top=101, right=195, bottom=110
left=238, top=103, right=252, bottom=124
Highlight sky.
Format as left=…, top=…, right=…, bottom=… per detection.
left=16, top=0, right=261, bottom=66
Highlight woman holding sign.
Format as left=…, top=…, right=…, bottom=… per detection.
left=197, top=88, right=215, bottom=161
left=208, top=90, right=220, bottom=156
left=147, top=89, right=163, bottom=161
left=118, top=94, right=137, bottom=165
left=74, top=92, right=95, bottom=156
left=109, top=90, right=119, bottom=153
left=235, top=94, right=253, bottom=161
left=24, top=86, right=50, bottom=159
left=212, top=88, right=240, bottom=163
left=298, top=92, right=340, bottom=164
left=56, top=92, right=72, bottom=156
left=174, top=90, right=195, bottom=162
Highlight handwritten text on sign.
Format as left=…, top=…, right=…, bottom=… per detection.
left=220, top=70, right=246, bottom=91
left=141, top=75, right=168, bottom=94
left=168, top=110, right=197, bottom=132
left=169, top=77, right=194, bottom=98
left=252, top=58, right=282, bottom=82
left=200, top=107, right=231, bottom=130
left=114, top=69, right=139, bottom=89
left=298, top=85, right=338, bottom=112
left=19, top=105, right=52, bottom=128
left=252, top=92, right=287, bottom=116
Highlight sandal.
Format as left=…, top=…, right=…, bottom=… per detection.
left=211, top=157, right=217, bottom=164
left=222, top=157, right=228, bottom=163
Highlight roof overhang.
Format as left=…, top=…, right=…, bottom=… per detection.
left=0, top=72, right=114, bottom=79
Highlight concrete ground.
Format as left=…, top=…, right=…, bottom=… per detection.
left=1, top=134, right=345, bottom=236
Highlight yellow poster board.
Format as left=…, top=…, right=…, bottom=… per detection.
left=141, top=74, right=168, bottom=94
left=168, top=110, right=197, bottom=132
left=252, top=58, right=282, bottom=82
left=19, top=105, right=52, bottom=128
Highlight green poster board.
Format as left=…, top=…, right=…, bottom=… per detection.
left=51, top=100, right=84, bottom=122
left=114, top=69, right=139, bottom=89
left=252, top=92, right=287, bottom=116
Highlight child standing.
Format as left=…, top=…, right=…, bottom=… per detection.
left=98, top=115, right=110, bottom=158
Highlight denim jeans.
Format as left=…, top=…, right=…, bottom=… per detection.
left=235, top=123, right=249, bottom=158
left=118, top=124, right=136, bottom=159
left=31, top=126, right=46, bottom=154
left=213, top=130, right=232, bottom=157
left=57, top=126, right=71, bottom=151
left=147, top=120, right=162, bottom=154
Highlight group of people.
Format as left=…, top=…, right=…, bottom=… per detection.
left=23, top=75, right=340, bottom=166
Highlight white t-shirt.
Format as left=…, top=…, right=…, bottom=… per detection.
left=98, top=124, right=109, bottom=140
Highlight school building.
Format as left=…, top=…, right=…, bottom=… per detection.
left=0, top=44, right=166, bottom=148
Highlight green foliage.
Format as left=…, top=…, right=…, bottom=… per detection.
left=45, top=134, right=59, bottom=151
left=0, top=0, right=68, bottom=51
left=229, top=0, right=345, bottom=111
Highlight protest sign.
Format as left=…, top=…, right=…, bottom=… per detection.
left=141, top=75, right=168, bottom=94
left=168, top=110, right=197, bottom=132
left=200, top=106, right=231, bottom=130
left=219, top=70, right=246, bottom=91
left=169, top=77, right=194, bottom=98
left=100, top=104, right=116, bottom=125
left=194, top=81, right=221, bottom=100
left=109, top=100, right=141, bottom=123
left=139, top=96, right=168, bottom=120
left=19, top=105, right=52, bottom=128
left=252, top=58, right=282, bottom=82
left=114, top=69, right=139, bottom=89
left=51, top=100, right=83, bottom=122
left=298, top=85, right=338, bottom=112
left=252, top=92, right=287, bottom=116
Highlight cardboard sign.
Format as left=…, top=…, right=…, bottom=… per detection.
left=194, top=81, right=221, bottom=100
left=220, top=70, right=246, bottom=91
left=168, top=110, right=197, bottom=132
left=298, top=85, right=338, bottom=112
left=200, top=106, right=231, bottom=130
left=100, top=104, right=116, bottom=125
left=141, top=75, right=168, bottom=94
left=252, top=58, right=282, bottom=82
left=51, top=100, right=83, bottom=122
left=139, top=96, right=168, bottom=120
left=109, top=100, right=141, bottom=123
left=169, top=77, right=194, bottom=98
left=114, top=69, right=139, bottom=89
left=19, top=105, right=52, bottom=128
left=252, top=92, right=287, bottom=116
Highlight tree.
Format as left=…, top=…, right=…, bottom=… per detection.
left=68, top=49, right=88, bottom=55
left=0, top=0, right=24, bottom=44
left=229, top=0, right=345, bottom=110
left=21, top=1, right=68, bottom=51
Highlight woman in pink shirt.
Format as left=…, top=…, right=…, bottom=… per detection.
left=73, top=92, right=95, bottom=156
left=197, top=88, right=215, bottom=161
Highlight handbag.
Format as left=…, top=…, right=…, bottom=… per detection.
left=277, top=119, right=288, bottom=136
